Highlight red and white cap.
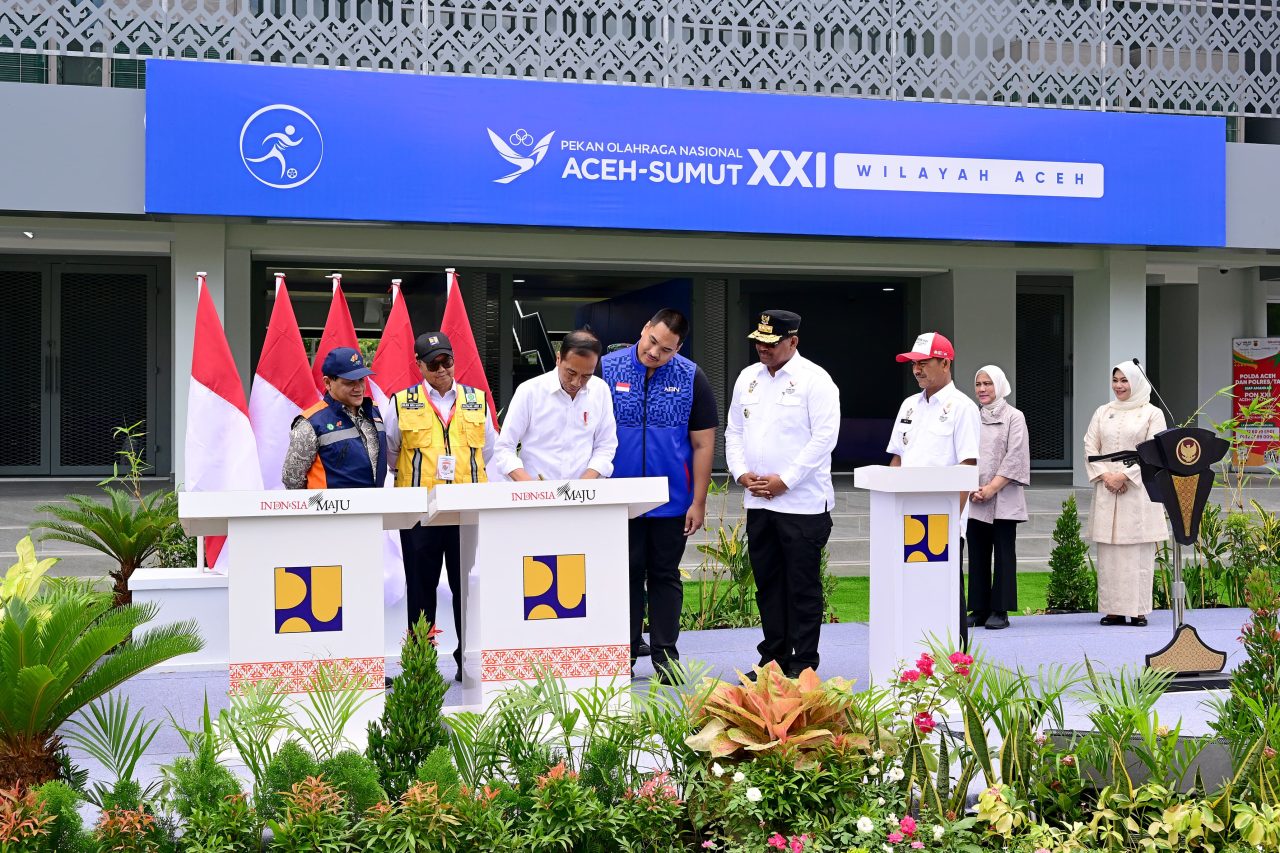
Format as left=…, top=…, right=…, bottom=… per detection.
left=896, top=332, right=955, bottom=363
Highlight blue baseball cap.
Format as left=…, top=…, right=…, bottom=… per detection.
left=322, top=346, right=375, bottom=380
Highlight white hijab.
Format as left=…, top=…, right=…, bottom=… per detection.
left=1108, top=359, right=1151, bottom=411
left=975, top=364, right=1011, bottom=407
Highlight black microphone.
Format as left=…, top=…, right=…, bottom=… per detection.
left=1131, top=357, right=1178, bottom=427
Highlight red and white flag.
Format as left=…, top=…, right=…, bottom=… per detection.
left=369, top=279, right=421, bottom=410
left=249, top=274, right=321, bottom=490
left=441, top=268, right=499, bottom=428
left=185, top=273, right=263, bottom=570
left=311, top=273, right=361, bottom=394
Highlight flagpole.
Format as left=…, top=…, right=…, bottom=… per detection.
left=390, top=278, right=402, bottom=304
left=194, top=271, right=208, bottom=573
left=274, top=271, right=286, bottom=297
left=445, top=267, right=456, bottom=294
left=327, top=272, right=342, bottom=293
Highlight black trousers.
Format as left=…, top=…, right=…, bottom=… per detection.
left=629, top=515, right=688, bottom=668
left=966, top=518, right=1019, bottom=618
left=399, top=522, right=463, bottom=667
left=746, top=508, right=833, bottom=674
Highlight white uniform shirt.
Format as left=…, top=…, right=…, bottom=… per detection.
left=725, top=352, right=840, bottom=514
left=886, top=381, right=981, bottom=468
left=491, top=369, right=618, bottom=480
left=382, top=380, right=498, bottom=464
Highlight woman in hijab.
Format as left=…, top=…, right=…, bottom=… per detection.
left=1083, top=360, right=1169, bottom=626
left=967, top=365, right=1030, bottom=630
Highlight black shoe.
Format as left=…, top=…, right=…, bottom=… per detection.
left=784, top=666, right=813, bottom=679
left=743, top=669, right=759, bottom=683
left=384, top=676, right=394, bottom=689
left=966, top=613, right=989, bottom=628
left=454, top=668, right=463, bottom=683
left=654, top=666, right=681, bottom=686
left=1100, top=615, right=1126, bottom=626
left=636, top=641, right=651, bottom=658
left=984, top=613, right=1010, bottom=630
left=1130, top=615, right=1148, bottom=627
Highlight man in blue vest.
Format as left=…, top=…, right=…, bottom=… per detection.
left=281, top=346, right=388, bottom=490
left=603, top=308, right=718, bottom=684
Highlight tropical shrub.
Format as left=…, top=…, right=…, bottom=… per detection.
left=160, top=696, right=242, bottom=820
left=31, top=780, right=85, bottom=852
left=366, top=615, right=449, bottom=799
left=181, top=793, right=261, bottom=853
left=317, top=750, right=385, bottom=816
left=0, top=536, right=57, bottom=619
left=33, top=424, right=179, bottom=608
left=265, top=776, right=351, bottom=853
left=0, top=581, right=201, bottom=790
left=0, top=785, right=54, bottom=850
left=1045, top=493, right=1096, bottom=612
left=257, top=740, right=319, bottom=822
left=685, top=662, right=856, bottom=764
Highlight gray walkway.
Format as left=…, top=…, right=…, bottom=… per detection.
left=78, top=608, right=1248, bottom=791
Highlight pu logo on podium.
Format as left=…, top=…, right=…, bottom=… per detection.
left=523, top=554, right=587, bottom=620
left=274, top=565, right=343, bottom=633
left=903, top=514, right=949, bottom=563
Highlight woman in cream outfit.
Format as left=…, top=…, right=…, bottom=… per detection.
left=1083, top=360, right=1169, bottom=626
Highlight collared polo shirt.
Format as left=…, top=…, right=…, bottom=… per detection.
left=886, top=381, right=981, bottom=468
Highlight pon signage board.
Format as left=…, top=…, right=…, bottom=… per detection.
left=145, top=59, right=1225, bottom=246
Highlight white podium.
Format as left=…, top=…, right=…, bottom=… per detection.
left=179, top=488, right=429, bottom=745
left=854, top=465, right=978, bottom=686
left=426, top=478, right=667, bottom=709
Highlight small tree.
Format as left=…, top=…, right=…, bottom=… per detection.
left=365, top=615, right=449, bottom=799
left=1045, top=494, right=1096, bottom=612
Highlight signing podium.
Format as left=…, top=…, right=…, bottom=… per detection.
left=855, top=465, right=978, bottom=685
left=426, top=477, right=667, bottom=709
left=179, top=488, right=429, bottom=745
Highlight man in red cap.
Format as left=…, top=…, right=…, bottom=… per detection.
left=886, top=332, right=980, bottom=642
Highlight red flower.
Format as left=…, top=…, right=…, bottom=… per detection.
left=913, top=713, right=936, bottom=734
left=954, top=665, right=971, bottom=677
left=915, top=654, right=935, bottom=677
left=767, top=833, right=787, bottom=849
left=899, top=669, right=921, bottom=683
left=948, top=651, right=973, bottom=666
left=899, top=816, right=917, bottom=836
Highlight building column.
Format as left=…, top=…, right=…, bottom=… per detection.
left=693, top=276, right=729, bottom=465
left=1196, top=266, right=1255, bottom=427
left=947, top=268, right=1018, bottom=403
left=1072, top=250, right=1147, bottom=485
left=171, top=222, right=229, bottom=487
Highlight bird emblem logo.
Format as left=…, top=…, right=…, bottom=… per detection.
left=487, top=127, right=557, bottom=183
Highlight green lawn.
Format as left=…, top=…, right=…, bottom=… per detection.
left=685, top=572, right=1052, bottom=623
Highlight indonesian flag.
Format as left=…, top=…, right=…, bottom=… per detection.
left=369, top=280, right=421, bottom=409
left=311, top=274, right=361, bottom=394
left=185, top=273, right=263, bottom=570
left=441, top=268, right=499, bottom=427
left=249, top=275, right=321, bottom=490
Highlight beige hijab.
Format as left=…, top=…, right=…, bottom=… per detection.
left=1108, top=359, right=1151, bottom=411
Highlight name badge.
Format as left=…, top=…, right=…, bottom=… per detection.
left=436, top=454, right=456, bottom=482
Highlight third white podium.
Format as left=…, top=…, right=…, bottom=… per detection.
left=855, top=464, right=978, bottom=686
left=426, top=478, right=667, bottom=708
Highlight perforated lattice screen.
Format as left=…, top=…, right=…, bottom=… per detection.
left=1016, top=290, right=1068, bottom=463
left=700, top=278, right=728, bottom=463
left=58, top=272, right=150, bottom=468
left=0, top=270, right=44, bottom=468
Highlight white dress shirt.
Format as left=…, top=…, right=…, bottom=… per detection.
left=492, top=369, right=618, bottom=480
left=885, top=381, right=981, bottom=468
left=725, top=352, right=840, bottom=514
left=382, top=380, right=498, bottom=464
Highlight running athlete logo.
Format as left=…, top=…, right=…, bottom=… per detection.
left=487, top=127, right=556, bottom=183
left=240, top=104, right=324, bottom=189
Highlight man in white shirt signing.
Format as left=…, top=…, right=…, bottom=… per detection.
left=725, top=310, right=840, bottom=678
left=493, top=328, right=618, bottom=482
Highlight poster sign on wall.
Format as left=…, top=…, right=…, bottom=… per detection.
left=1232, top=338, right=1280, bottom=468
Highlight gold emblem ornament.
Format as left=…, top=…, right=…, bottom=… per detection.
left=758, top=314, right=773, bottom=334
left=1176, top=437, right=1202, bottom=466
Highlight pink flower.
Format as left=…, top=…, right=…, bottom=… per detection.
left=911, top=843, right=924, bottom=850
left=948, top=651, right=973, bottom=666
left=899, top=816, right=917, bottom=836
left=954, top=664, right=971, bottom=677
left=790, top=837, right=806, bottom=853
left=913, top=713, right=936, bottom=735
left=915, top=654, right=935, bottom=677
left=701, top=843, right=716, bottom=850
left=1034, top=849, right=1051, bottom=853
left=887, top=831, right=905, bottom=844
left=767, top=833, right=787, bottom=849
left=1060, top=755, right=1076, bottom=767
left=899, top=669, right=920, bottom=683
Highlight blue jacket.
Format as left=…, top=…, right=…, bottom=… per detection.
left=302, top=394, right=388, bottom=489
left=603, top=347, right=696, bottom=517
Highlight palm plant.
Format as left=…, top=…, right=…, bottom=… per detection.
left=32, top=423, right=179, bottom=608
left=0, top=580, right=202, bottom=791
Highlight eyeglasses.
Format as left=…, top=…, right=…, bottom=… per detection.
left=424, top=356, right=454, bottom=372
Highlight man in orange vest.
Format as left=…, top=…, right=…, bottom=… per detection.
left=383, top=331, right=497, bottom=681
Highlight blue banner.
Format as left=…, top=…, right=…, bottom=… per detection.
left=145, top=60, right=1225, bottom=246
